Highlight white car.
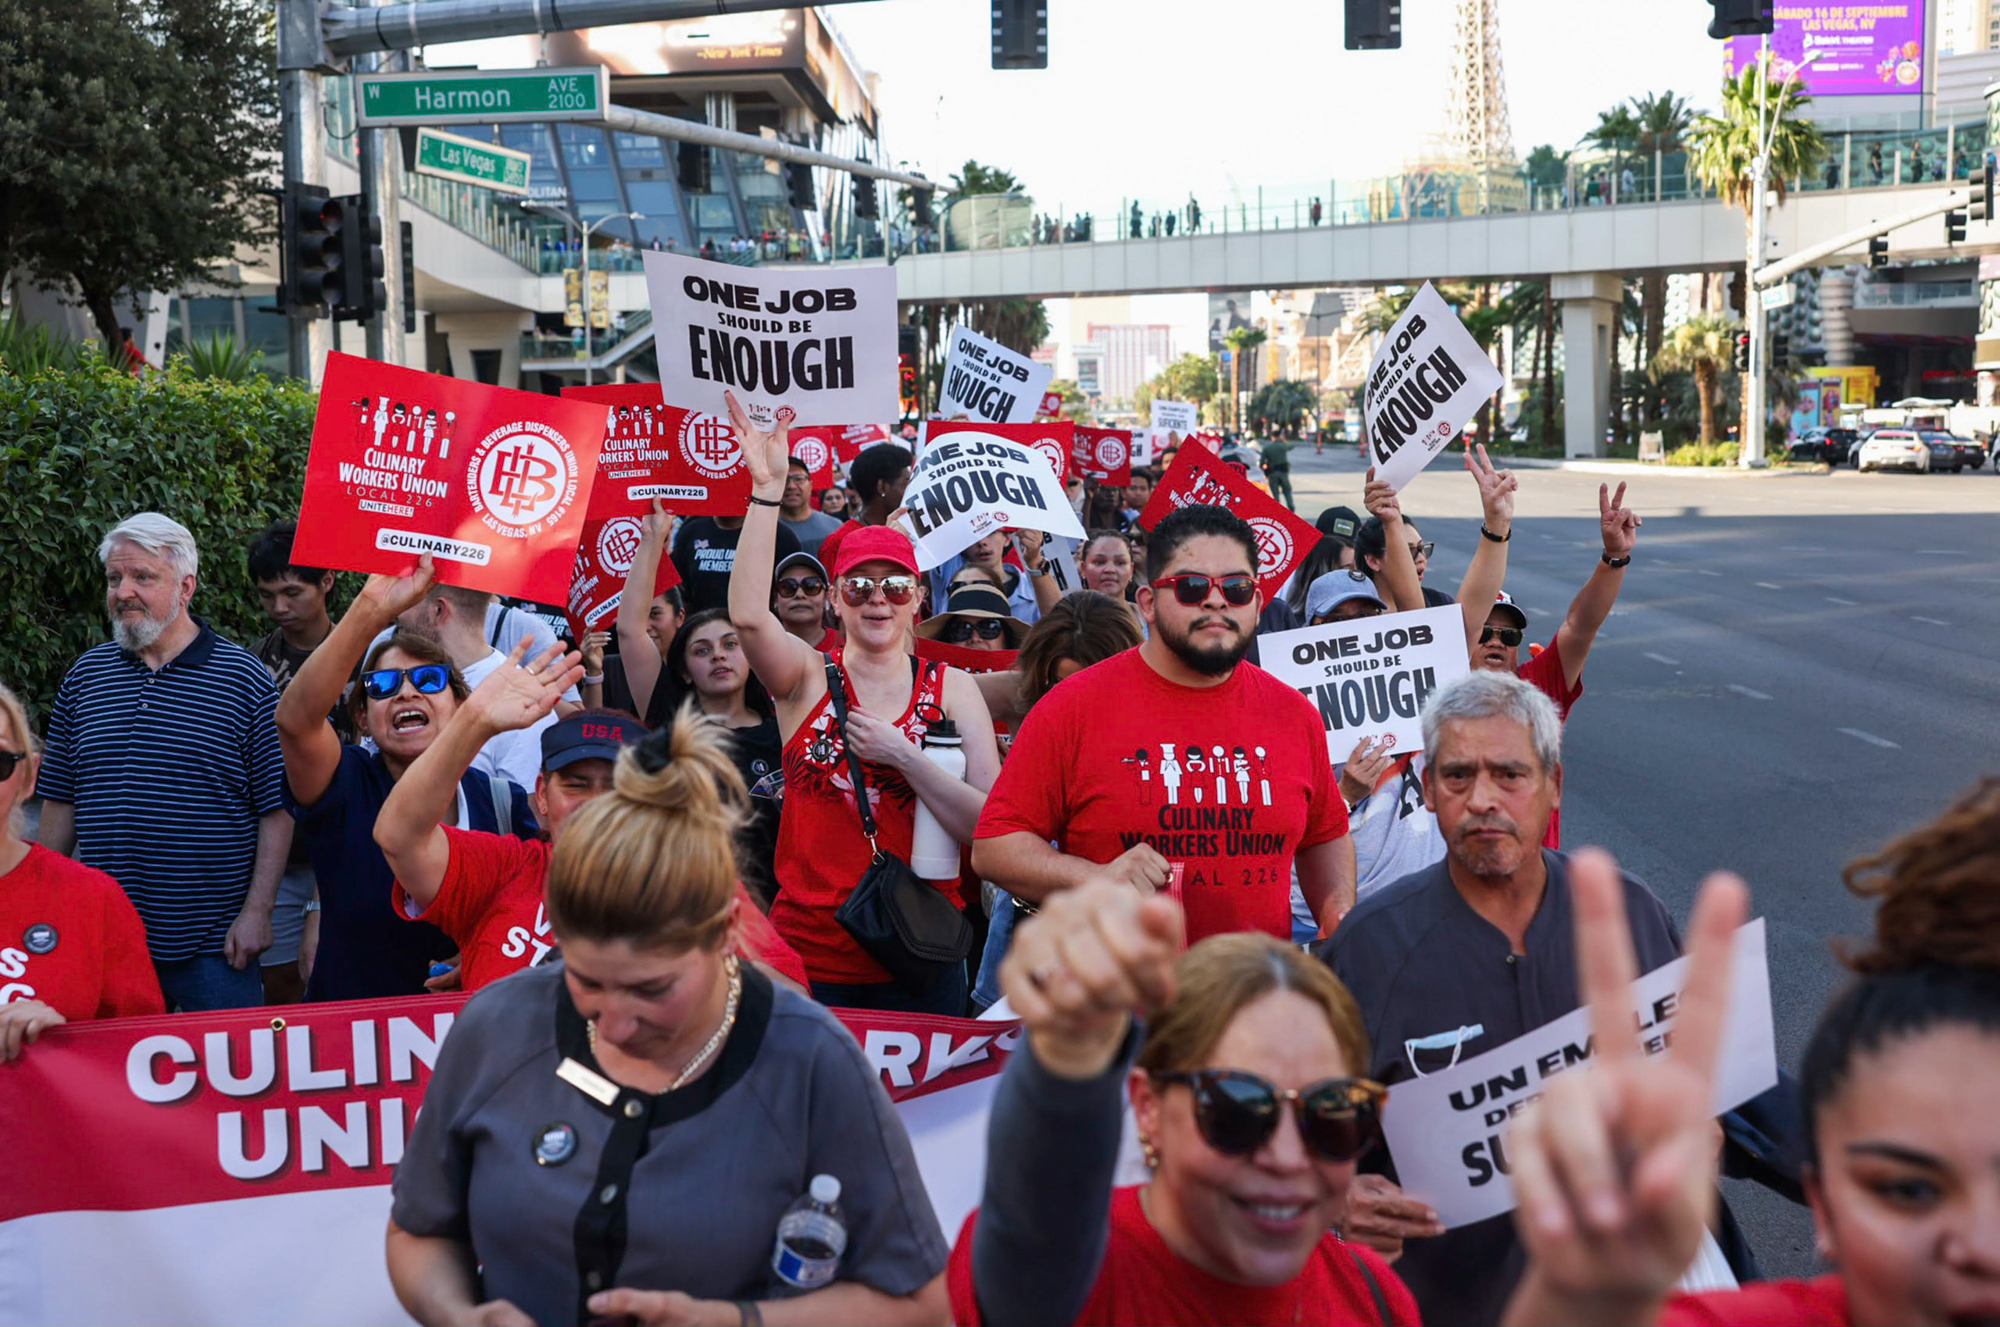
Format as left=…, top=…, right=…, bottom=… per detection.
left=1856, top=429, right=1930, bottom=473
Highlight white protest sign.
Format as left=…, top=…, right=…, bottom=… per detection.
left=940, top=325, right=1053, bottom=425
left=1130, top=428, right=1155, bottom=467
left=1382, top=919, right=1778, bottom=1230
left=1362, top=282, right=1506, bottom=492
left=1151, top=399, right=1198, bottom=436
left=641, top=250, right=899, bottom=430
left=1258, top=604, right=1469, bottom=756
left=898, top=430, right=1085, bottom=570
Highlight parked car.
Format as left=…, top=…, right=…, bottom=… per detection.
left=1856, top=429, right=1931, bottom=472
left=1786, top=426, right=1860, bottom=464
left=1918, top=430, right=1972, bottom=472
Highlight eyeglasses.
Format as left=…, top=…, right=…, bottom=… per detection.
left=945, top=618, right=1007, bottom=643
left=1151, top=1069, right=1386, bottom=1163
left=839, top=575, right=918, bottom=607
left=1409, top=541, right=1436, bottom=560
left=1151, top=573, right=1258, bottom=607
left=775, top=575, right=826, bottom=599
left=0, top=749, right=24, bottom=781
left=1479, top=626, right=1524, bottom=647
left=362, top=664, right=453, bottom=701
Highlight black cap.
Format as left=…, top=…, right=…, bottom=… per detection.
left=541, top=710, right=648, bottom=772
left=1316, top=506, right=1361, bottom=541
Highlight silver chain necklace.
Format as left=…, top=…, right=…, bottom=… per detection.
left=588, top=954, right=742, bottom=1094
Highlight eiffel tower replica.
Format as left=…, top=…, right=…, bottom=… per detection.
left=1391, top=0, right=1528, bottom=218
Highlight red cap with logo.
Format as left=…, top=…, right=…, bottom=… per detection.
left=830, top=524, right=921, bottom=580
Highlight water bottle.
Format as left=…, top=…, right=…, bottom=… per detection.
left=771, top=1174, right=847, bottom=1291
left=909, top=718, right=966, bottom=881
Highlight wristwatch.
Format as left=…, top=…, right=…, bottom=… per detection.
left=1026, top=561, right=1053, bottom=577
left=1601, top=552, right=1632, bottom=569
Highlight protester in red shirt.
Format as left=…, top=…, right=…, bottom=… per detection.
left=373, top=644, right=806, bottom=991
left=973, top=503, right=1355, bottom=941
left=726, top=393, right=998, bottom=1014
left=0, top=680, right=162, bottom=1058
left=948, top=877, right=1419, bottom=1326
left=1500, top=781, right=2000, bottom=1327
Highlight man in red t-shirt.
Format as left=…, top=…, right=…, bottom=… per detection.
left=973, top=504, right=1355, bottom=940
left=374, top=645, right=806, bottom=990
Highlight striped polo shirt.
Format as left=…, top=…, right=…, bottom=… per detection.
left=38, top=618, right=287, bottom=961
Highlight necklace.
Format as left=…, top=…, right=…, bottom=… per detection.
left=588, top=954, right=742, bottom=1093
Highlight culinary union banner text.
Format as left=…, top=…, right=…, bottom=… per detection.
left=561, top=382, right=750, bottom=517
left=293, top=354, right=608, bottom=604
left=0, top=997, right=1025, bottom=1326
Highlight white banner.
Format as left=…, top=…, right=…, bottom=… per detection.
left=1150, top=400, right=1198, bottom=436
left=939, top=326, right=1052, bottom=425
left=1381, top=919, right=1778, bottom=1230
left=1362, top=283, right=1506, bottom=492
left=1257, top=604, right=1469, bottom=756
left=897, top=430, right=1085, bottom=570
left=641, top=251, right=899, bottom=431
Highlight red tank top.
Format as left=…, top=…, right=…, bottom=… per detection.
left=771, top=648, right=952, bottom=984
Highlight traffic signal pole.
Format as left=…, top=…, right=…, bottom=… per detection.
left=277, top=0, right=330, bottom=383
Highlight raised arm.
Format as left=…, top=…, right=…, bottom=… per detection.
left=1457, top=445, right=1517, bottom=653
left=1549, top=483, right=1639, bottom=691
left=373, top=640, right=581, bottom=912
left=614, top=500, right=672, bottom=718
left=1013, top=529, right=1063, bottom=617
left=278, top=559, right=437, bottom=808
left=1362, top=468, right=1425, bottom=613
left=725, top=392, right=820, bottom=707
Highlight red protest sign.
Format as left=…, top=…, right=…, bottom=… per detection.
left=565, top=515, right=681, bottom=643
left=786, top=426, right=840, bottom=491
left=1035, top=389, right=1064, bottom=420
left=293, top=353, right=605, bottom=604
left=561, top=382, right=749, bottom=517
left=913, top=637, right=1018, bottom=675
left=829, top=422, right=891, bottom=462
left=1139, top=444, right=1318, bottom=599
left=1071, top=426, right=1133, bottom=486
left=925, top=419, right=1073, bottom=487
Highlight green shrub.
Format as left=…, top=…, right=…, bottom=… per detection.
left=0, top=358, right=318, bottom=724
left=1665, top=440, right=1739, bottom=467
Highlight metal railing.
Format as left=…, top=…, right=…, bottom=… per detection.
left=520, top=308, right=653, bottom=366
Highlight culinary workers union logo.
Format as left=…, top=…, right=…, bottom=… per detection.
left=792, top=434, right=830, bottom=476
left=595, top=517, right=644, bottom=577
left=1247, top=515, right=1294, bottom=577
left=1096, top=434, right=1128, bottom=470
left=679, top=413, right=742, bottom=478
left=467, top=422, right=579, bottom=536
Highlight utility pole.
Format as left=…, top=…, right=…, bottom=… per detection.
left=277, top=0, right=332, bottom=382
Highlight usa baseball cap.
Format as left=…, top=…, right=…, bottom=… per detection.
left=830, top=524, right=920, bottom=579
left=1489, top=591, right=1529, bottom=631
left=541, top=709, right=647, bottom=772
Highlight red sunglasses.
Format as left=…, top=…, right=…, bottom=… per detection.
left=1151, top=573, right=1257, bottom=607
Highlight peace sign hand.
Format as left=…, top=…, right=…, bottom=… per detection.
left=724, top=389, right=791, bottom=499
left=1600, top=482, right=1641, bottom=558
left=1501, top=850, right=1748, bottom=1327
left=1466, top=444, right=1517, bottom=531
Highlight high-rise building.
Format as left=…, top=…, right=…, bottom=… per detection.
left=1940, top=0, right=1993, bottom=53
left=1089, top=322, right=1175, bottom=405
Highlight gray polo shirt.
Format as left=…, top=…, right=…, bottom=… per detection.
left=1318, top=849, right=1681, bottom=1327
left=392, top=963, right=948, bottom=1326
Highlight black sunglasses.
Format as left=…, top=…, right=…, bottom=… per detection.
left=1152, top=1069, right=1386, bottom=1163
left=945, top=618, right=1007, bottom=643
left=775, top=575, right=826, bottom=599
left=1409, top=541, right=1436, bottom=560
left=363, top=664, right=453, bottom=701
left=1152, top=573, right=1258, bottom=607
left=0, top=749, right=24, bottom=781
left=1479, top=626, right=1524, bottom=648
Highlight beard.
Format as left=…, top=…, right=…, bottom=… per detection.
left=110, top=599, right=179, bottom=653
left=1449, top=817, right=1530, bottom=877
left=1158, top=612, right=1253, bottom=677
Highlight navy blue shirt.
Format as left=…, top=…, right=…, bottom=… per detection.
left=288, top=746, right=538, bottom=1002
left=39, top=618, right=288, bottom=961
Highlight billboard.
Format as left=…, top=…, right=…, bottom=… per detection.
left=1724, top=3, right=1928, bottom=98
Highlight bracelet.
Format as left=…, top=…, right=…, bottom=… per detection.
left=746, top=495, right=782, bottom=508
left=1601, top=552, right=1631, bottom=569
left=735, top=1301, right=764, bottom=1327
left=1026, top=561, right=1053, bottom=577
left=581, top=674, right=604, bottom=686
left=1479, top=524, right=1510, bottom=543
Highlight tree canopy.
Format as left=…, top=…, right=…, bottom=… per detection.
left=1689, top=57, right=1827, bottom=211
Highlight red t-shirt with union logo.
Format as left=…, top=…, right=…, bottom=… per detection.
left=0, top=843, right=164, bottom=1020
left=975, top=649, right=1348, bottom=944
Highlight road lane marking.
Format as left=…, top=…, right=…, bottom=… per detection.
left=1696, top=569, right=1722, bottom=577
left=1643, top=652, right=1681, bottom=665
left=1839, top=728, right=1900, bottom=749
left=1727, top=685, right=1772, bottom=700
left=1916, top=549, right=1962, bottom=555
left=1824, top=596, right=1858, bottom=606
left=1755, top=582, right=1784, bottom=589
left=1529, top=606, right=1552, bottom=615
left=1911, top=615, right=1950, bottom=625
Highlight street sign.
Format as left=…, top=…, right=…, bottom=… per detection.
left=356, top=66, right=609, bottom=127
left=411, top=127, right=531, bottom=195
left=1759, top=283, right=1795, bottom=311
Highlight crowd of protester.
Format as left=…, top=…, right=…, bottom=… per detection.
left=6, top=405, right=1997, bottom=1327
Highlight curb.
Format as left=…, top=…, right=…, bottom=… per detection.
left=1498, top=457, right=1823, bottom=478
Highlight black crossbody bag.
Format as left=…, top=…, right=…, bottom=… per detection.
left=824, top=660, right=973, bottom=993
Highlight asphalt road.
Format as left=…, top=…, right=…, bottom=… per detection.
left=1290, top=444, right=2000, bottom=1278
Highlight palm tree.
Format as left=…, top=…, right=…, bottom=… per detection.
left=1224, top=325, right=1267, bottom=430
left=1523, top=145, right=1570, bottom=207
left=1580, top=105, right=1641, bottom=202
left=1652, top=316, right=1735, bottom=445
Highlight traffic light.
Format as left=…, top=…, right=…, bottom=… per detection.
left=912, top=186, right=935, bottom=228
left=282, top=181, right=337, bottom=317
left=331, top=200, right=387, bottom=322
left=992, top=0, right=1048, bottom=69
left=1946, top=209, right=1968, bottom=244
left=1706, top=0, right=1773, bottom=38
left=1868, top=235, right=1890, bottom=268
left=400, top=220, right=417, bottom=335
left=676, top=141, right=710, bottom=193
left=1771, top=332, right=1791, bottom=366
left=1733, top=333, right=1751, bottom=372
left=786, top=162, right=815, bottom=211
left=853, top=175, right=880, bottom=221
left=1973, top=158, right=1995, bottom=222
left=1344, top=0, right=1401, bottom=48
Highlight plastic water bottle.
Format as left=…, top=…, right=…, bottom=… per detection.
left=771, top=1174, right=847, bottom=1291
left=909, top=718, right=966, bottom=881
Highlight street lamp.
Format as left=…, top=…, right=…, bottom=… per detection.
left=523, top=203, right=645, bottom=385
left=1743, top=43, right=1823, bottom=467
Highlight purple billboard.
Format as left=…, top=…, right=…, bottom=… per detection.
left=1724, top=2, right=1928, bottom=98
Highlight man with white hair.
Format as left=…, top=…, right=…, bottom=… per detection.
left=36, top=513, right=290, bottom=1011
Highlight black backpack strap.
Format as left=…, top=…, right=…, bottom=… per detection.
left=823, top=659, right=878, bottom=842
left=1346, top=1245, right=1393, bottom=1327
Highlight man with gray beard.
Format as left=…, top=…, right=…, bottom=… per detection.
left=37, top=513, right=290, bottom=1011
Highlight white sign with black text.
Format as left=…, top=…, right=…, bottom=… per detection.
left=1362, top=282, right=1506, bottom=492
left=940, top=325, right=1053, bottom=425
left=1381, top=919, right=1778, bottom=1230
left=641, top=251, right=899, bottom=430
left=1258, top=604, right=1470, bottom=757
left=895, top=430, right=1084, bottom=571
left=1150, top=400, right=1198, bottom=437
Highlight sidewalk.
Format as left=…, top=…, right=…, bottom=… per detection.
left=1500, top=456, right=1824, bottom=479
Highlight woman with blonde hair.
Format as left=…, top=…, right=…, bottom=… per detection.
left=387, top=709, right=949, bottom=1327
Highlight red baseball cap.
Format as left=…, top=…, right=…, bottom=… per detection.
left=831, top=524, right=920, bottom=579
